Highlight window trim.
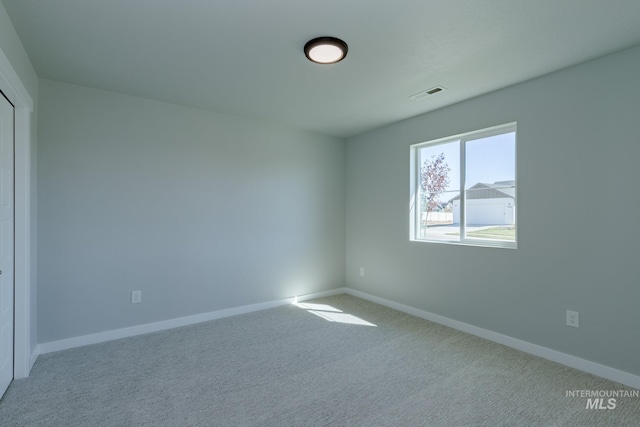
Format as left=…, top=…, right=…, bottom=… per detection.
left=410, top=122, right=517, bottom=249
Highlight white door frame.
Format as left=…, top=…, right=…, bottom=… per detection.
left=0, top=47, right=34, bottom=378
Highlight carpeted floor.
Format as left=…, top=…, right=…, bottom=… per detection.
left=1, top=294, right=638, bottom=426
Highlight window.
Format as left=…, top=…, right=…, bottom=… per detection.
left=410, top=123, right=517, bottom=248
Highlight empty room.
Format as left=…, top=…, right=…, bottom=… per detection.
left=1, top=1, right=639, bottom=425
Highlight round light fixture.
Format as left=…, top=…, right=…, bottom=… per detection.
left=304, top=37, right=348, bottom=64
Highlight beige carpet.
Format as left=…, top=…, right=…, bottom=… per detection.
left=1, top=294, right=638, bottom=426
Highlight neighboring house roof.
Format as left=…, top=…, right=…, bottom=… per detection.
left=448, top=180, right=515, bottom=202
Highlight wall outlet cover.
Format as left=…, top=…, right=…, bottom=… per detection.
left=131, top=290, right=142, bottom=304
left=566, top=310, right=579, bottom=328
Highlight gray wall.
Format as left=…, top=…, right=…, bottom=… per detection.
left=38, top=80, right=345, bottom=342
left=0, top=2, right=37, bottom=95
left=0, top=0, right=38, bottom=354
left=346, top=45, right=640, bottom=375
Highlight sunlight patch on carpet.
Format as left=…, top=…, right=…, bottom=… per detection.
left=293, top=301, right=377, bottom=326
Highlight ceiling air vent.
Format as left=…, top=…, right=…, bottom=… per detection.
left=409, top=86, right=446, bottom=101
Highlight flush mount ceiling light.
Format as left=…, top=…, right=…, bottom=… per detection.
left=304, top=37, right=348, bottom=64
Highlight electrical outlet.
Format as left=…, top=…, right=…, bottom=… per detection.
left=360, top=267, right=365, bottom=277
left=131, top=290, right=142, bottom=304
left=566, top=310, right=579, bottom=328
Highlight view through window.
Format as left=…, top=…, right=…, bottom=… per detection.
left=410, top=123, right=517, bottom=248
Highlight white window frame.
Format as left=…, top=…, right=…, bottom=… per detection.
left=410, top=122, right=517, bottom=249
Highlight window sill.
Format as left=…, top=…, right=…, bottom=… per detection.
left=410, top=238, right=517, bottom=249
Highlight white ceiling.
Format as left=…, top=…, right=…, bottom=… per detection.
left=4, top=0, right=640, bottom=138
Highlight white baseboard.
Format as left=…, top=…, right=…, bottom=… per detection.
left=38, top=287, right=347, bottom=355
left=345, top=288, right=640, bottom=390
left=35, top=286, right=640, bottom=390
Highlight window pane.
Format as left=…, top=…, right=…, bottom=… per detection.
left=410, top=124, right=516, bottom=248
left=464, top=132, right=516, bottom=242
left=418, top=141, right=460, bottom=242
